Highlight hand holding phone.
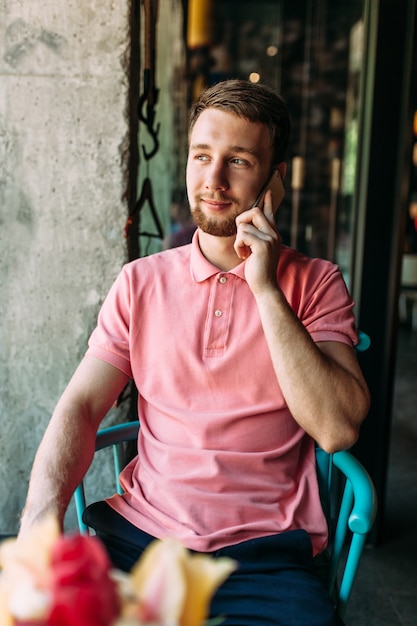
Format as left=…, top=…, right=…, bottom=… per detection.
left=252, top=170, right=285, bottom=212
left=235, top=169, right=284, bottom=265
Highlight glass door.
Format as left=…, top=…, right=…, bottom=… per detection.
left=277, top=0, right=365, bottom=290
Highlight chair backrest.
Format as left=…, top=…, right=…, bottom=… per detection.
left=73, top=422, right=140, bottom=534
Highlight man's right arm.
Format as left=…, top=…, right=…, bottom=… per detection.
left=19, top=356, right=131, bottom=536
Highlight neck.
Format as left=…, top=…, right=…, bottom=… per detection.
left=197, top=229, right=243, bottom=271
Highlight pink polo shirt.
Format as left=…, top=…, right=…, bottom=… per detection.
left=87, top=232, right=357, bottom=555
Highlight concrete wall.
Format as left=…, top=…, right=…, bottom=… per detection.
left=0, top=0, right=184, bottom=533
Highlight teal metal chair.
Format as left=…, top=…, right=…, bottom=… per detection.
left=356, top=329, right=371, bottom=352
left=74, top=420, right=139, bottom=535
left=315, top=447, right=377, bottom=618
left=73, top=330, right=375, bottom=619
left=73, top=420, right=377, bottom=620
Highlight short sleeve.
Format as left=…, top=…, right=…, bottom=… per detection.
left=86, top=266, right=133, bottom=378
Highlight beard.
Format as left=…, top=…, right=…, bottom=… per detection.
left=190, top=200, right=241, bottom=237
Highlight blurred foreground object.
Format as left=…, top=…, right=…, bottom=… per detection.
left=0, top=515, right=236, bottom=626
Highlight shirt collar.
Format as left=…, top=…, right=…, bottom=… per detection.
left=190, top=230, right=247, bottom=282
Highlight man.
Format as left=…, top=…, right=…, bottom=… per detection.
left=20, top=79, right=370, bottom=625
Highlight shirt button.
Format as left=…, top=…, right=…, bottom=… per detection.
left=219, top=276, right=227, bottom=284
left=214, top=309, right=223, bottom=317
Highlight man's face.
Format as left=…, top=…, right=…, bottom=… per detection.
left=186, top=109, right=274, bottom=237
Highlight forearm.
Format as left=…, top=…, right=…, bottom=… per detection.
left=255, top=287, right=370, bottom=452
left=19, top=356, right=130, bottom=535
left=20, top=400, right=97, bottom=534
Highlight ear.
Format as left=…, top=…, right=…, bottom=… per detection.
left=275, top=162, right=287, bottom=181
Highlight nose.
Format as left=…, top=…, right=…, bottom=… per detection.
left=204, top=161, right=229, bottom=192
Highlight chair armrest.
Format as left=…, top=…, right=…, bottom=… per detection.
left=95, top=422, right=140, bottom=451
left=74, top=421, right=140, bottom=534
left=332, top=450, right=377, bottom=534
left=327, top=450, right=377, bottom=618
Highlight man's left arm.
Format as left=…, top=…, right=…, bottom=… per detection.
left=253, top=287, right=370, bottom=453
left=234, top=192, right=370, bottom=453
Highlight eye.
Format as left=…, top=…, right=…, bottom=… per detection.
left=230, top=157, right=249, bottom=167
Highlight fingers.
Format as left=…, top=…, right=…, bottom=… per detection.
left=234, top=224, right=277, bottom=259
left=236, top=205, right=277, bottom=242
left=234, top=224, right=278, bottom=263
left=236, top=190, right=275, bottom=230
left=262, top=189, right=276, bottom=226
left=234, top=190, right=279, bottom=260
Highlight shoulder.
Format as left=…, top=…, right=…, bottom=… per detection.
left=279, top=246, right=342, bottom=283
left=278, top=246, right=353, bottom=322
left=122, top=244, right=192, bottom=277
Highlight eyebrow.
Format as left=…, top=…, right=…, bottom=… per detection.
left=189, top=142, right=260, bottom=157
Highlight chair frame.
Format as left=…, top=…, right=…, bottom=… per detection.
left=315, top=447, right=377, bottom=617
left=74, top=421, right=140, bottom=535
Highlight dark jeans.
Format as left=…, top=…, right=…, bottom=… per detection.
left=83, top=501, right=344, bottom=626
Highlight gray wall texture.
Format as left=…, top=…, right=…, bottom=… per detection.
left=0, top=0, right=184, bottom=533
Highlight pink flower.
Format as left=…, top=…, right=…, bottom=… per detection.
left=0, top=517, right=120, bottom=626
left=48, top=534, right=120, bottom=626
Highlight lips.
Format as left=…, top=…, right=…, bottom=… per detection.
left=201, top=198, right=233, bottom=212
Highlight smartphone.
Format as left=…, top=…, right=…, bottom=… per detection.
left=252, top=170, right=285, bottom=211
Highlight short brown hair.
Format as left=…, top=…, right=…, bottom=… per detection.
left=188, top=79, right=291, bottom=165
